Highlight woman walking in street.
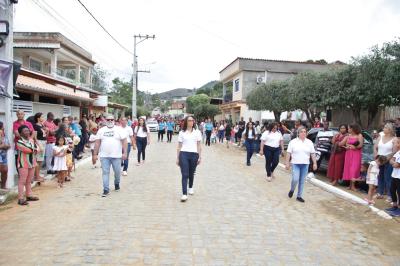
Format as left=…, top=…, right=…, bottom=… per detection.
left=205, top=118, right=213, bottom=146
left=166, top=118, right=175, bottom=143
left=225, top=122, right=232, bottom=149
left=16, top=125, right=39, bottom=206
left=176, top=116, right=202, bottom=202
left=374, top=123, right=396, bottom=200
left=285, top=127, right=317, bottom=203
left=259, top=122, right=284, bottom=181
left=341, top=124, right=364, bottom=191
left=218, top=122, right=225, bottom=143
left=134, top=118, right=150, bottom=166
left=327, top=124, right=348, bottom=186
left=243, top=122, right=256, bottom=166
left=158, top=119, right=167, bottom=142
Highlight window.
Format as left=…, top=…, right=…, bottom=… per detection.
left=29, top=58, right=42, bottom=72
left=80, top=68, right=87, bottom=84
left=234, top=79, right=240, bottom=92
left=65, top=69, right=76, bottom=80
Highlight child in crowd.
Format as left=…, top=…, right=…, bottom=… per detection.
left=53, top=136, right=68, bottom=188
left=365, top=156, right=387, bottom=205
left=65, top=137, right=74, bottom=181
left=387, top=138, right=400, bottom=216
left=211, top=127, right=217, bottom=144
left=88, top=127, right=98, bottom=169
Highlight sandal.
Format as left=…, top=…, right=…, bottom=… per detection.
left=26, top=196, right=39, bottom=201
left=18, top=199, right=29, bottom=205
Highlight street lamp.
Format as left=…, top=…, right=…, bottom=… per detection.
left=132, top=34, right=155, bottom=119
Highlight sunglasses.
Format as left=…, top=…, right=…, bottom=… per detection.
left=106, top=119, right=114, bottom=121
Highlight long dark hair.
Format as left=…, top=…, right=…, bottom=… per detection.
left=56, top=124, right=68, bottom=138
left=349, top=124, right=361, bottom=135
left=182, top=116, right=197, bottom=132
left=267, top=122, right=278, bottom=132
left=137, top=118, right=147, bottom=132
left=55, top=135, right=66, bottom=146
left=34, top=112, right=43, bottom=123
left=244, top=122, right=255, bottom=138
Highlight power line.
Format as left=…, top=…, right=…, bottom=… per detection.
left=75, top=0, right=133, bottom=56
left=28, top=0, right=133, bottom=77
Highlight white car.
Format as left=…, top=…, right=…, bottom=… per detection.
left=147, top=120, right=159, bottom=132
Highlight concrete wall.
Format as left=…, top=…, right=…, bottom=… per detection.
left=232, top=72, right=243, bottom=101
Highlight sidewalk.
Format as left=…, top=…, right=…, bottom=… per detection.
left=223, top=141, right=397, bottom=220
left=0, top=148, right=92, bottom=205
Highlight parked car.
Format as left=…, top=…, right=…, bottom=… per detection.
left=306, top=127, right=374, bottom=171
left=147, top=120, right=159, bottom=132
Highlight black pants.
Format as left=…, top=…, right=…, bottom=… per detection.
left=205, top=130, right=212, bottom=146
left=246, top=139, right=255, bottom=164
left=391, top=178, right=400, bottom=205
left=179, top=151, right=199, bottom=195
left=167, top=130, right=173, bottom=142
left=136, top=137, right=147, bottom=162
left=158, top=130, right=165, bottom=142
left=264, top=145, right=280, bottom=177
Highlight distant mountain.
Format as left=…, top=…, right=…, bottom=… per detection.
left=158, top=88, right=195, bottom=100
left=198, top=80, right=219, bottom=91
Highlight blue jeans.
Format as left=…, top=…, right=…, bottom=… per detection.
left=245, top=139, right=255, bottom=164
left=378, top=162, right=393, bottom=196
left=100, top=157, right=121, bottom=192
left=136, top=137, right=147, bottom=162
left=122, top=143, right=131, bottom=171
left=264, top=146, right=280, bottom=177
left=290, top=164, right=309, bottom=198
left=179, top=151, right=199, bottom=195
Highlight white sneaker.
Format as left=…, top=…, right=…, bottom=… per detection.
left=180, top=195, right=188, bottom=202
left=188, top=188, right=194, bottom=195
left=122, top=171, right=128, bottom=176
left=91, top=165, right=96, bottom=169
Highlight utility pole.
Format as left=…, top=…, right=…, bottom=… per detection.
left=132, top=34, right=155, bottom=119
left=0, top=1, right=15, bottom=188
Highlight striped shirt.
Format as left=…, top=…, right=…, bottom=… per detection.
left=16, top=137, right=37, bottom=169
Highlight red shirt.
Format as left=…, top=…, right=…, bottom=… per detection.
left=43, top=120, right=57, bottom=144
left=13, top=120, right=34, bottom=145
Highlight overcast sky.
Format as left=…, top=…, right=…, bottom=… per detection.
left=14, top=0, right=400, bottom=93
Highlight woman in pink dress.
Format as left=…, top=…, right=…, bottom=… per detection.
left=341, top=124, right=364, bottom=191
left=327, top=124, right=348, bottom=185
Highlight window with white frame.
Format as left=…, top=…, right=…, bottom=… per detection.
left=29, top=58, right=42, bottom=72
left=234, top=79, right=240, bottom=92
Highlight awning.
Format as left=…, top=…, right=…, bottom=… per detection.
left=16, top=75, right=93, bottom=102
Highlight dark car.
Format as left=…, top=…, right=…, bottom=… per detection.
left=307, top=128, right=374, bottom=171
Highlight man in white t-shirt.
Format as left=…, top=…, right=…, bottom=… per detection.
left=120, top=117, right=136, bottom=176
left=93, top=114, right=128, bottom=197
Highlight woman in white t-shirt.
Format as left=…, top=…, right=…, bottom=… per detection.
left=134, top=118, right=150, bottom=166
left=242, top=122, right=256, bottom=166
left=259, top=122, right=284, bottom=181
left=176, top=116, right=202, bottom=202
left=374, top=123, right=396, bottom=200
left=285, top=127, right=317, bottom=203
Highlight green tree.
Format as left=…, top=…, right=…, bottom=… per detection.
left=186, top=94, right=210, bottom=114
left=247, top=80, right=293, bottom=122
left=289, top=71, right=327, bottom=123
left=109, top=77, right=132, bottom=105
left=91, top=65, right=109, bottom=93
left=193, top=104, right=220, bottom=121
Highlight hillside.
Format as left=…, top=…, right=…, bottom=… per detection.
left=158, top=88, right=195, bottom=100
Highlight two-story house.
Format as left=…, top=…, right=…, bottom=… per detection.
left=219, top=57, right=339, bottom=123
left=12, top=32, right=103, bottom=120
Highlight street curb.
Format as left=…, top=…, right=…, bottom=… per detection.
left=277, top=162, right=393, bottom=220
left=0, top=156, right=92, bottom=205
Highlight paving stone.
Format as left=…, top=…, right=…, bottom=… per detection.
left=0, top=135, right=398, bottom=265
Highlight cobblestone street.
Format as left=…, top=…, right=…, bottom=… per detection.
left=0, top=134, right=399, bottom=265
